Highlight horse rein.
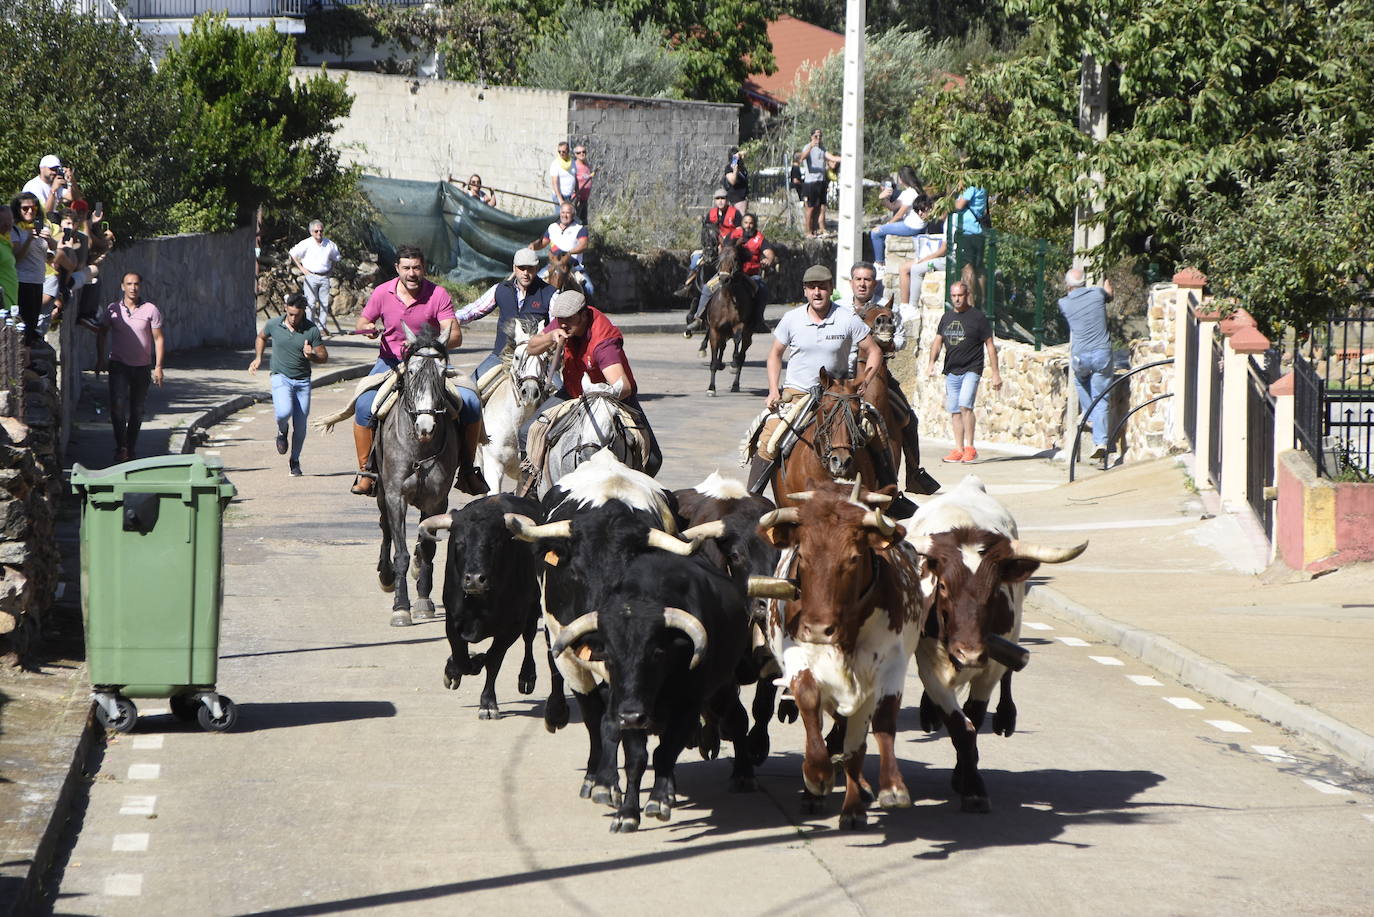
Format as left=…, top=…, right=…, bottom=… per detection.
left=813, top=390, right=868, bottom=466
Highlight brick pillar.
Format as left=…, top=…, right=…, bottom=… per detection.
left=1170, top=268, right=1206, bottom=448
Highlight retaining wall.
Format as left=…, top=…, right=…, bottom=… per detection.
left=1276, top=449, right=1374, bottom=573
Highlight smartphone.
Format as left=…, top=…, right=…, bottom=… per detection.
left=94, top=201, right=104, bottom=218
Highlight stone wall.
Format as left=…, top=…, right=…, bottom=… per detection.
left=0, top=340, right=62, bottom=664
left=1125, top=282, right=1182, bottom=459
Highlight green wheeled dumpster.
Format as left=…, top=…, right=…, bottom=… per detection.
left=70, top=455, right=238, bottom=732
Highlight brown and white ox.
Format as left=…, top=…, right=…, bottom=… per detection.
left=760, top=481, right=928, bottom=830
left=907, top=475, right=1086, bottom=812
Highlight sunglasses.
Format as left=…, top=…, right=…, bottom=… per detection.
left=574, top=150, right=586, bottom=155
left=19, top=204, right=37, bottom=210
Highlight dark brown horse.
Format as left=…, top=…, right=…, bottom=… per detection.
left=546, top=251, right=582, bottom=295
left=769, top=369, right=888, bottom=509
left=856, top=302, right=905, bottom=477
left=704, top=239, right=759, bottom=396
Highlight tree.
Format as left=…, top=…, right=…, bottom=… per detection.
left=360, top=0, right=536, bottom=84
left=160, top=14, right=359, bottom=237
left=524, top=7, right=683, bottom=98
left=785, top=0, right=1025, bottom=45
left=0, top=0, right=183, bottom=240
left=904, top=0, right=1374, bottom=321
left=751, top=28, right=959, bottom=179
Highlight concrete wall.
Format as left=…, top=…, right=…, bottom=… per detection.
left=300, top=68, right=571, bottom=214
left=1276, top=449, right=1374, bottom=572
left=568, top=93, right=740, bottom=214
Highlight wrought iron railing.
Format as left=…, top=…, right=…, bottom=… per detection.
left=1293, top=351, right=1327, bottom=474
left=122, top=0, right=311, bottom=17
left=1246, top=353, right=1278, bottom=536
left=1066, top=358, right=1174, bottom=482
left=1207, top=328, right=1223, bottom=490
left=1183, top=307, right=1199, bottom=447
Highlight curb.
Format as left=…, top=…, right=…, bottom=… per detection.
left=166, top=363, right=374, bottom=455
left=1026, top=584, right=1374, bottom=776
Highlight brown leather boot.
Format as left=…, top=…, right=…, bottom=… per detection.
left=351, top=424, right=375, bottom=495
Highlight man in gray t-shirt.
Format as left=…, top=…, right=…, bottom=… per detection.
left=1057, top=268, right=1114, bottom=458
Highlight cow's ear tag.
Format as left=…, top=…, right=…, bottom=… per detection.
left=544, top=550, right=561, bottom=566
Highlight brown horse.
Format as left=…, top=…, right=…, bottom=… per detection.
left=704, top=239, right=759, bottom=396
left=546, top=251, right=582, bottom=295
left=769, top=369, right=889, bottom=509
left=857, top=302, right=934, bottom=495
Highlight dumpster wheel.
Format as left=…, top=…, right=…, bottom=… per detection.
left=94, top=694, right=139, bottom=733
left=197, top=694, right=238, bottom=732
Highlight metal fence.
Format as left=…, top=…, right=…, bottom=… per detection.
left=1207, top=328, right=1223, bottom=490
left=945, top=223, right=1070, bottom=350
left=122, top=0, right=310, bottom=16
left=1183, top=307, right=1200, bottom=445
left=1246, top=352, right=1279, bottom=536
left=1293, top=351, right=1327, bottom=473
left=1297, top=304, right=1374, bottom=476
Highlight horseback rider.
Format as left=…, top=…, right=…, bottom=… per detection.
left=842, top=261, right=935, bottom=496
left=351, top=245, right=486, bottom=497
left=748, top=264, right=917, bottom=516
left=677, top=191, right=742, bottom=309
left=522, top=289, right=662, bottom=477
left=685, top=211, right=776, bottom=337
left=455, top=248, right=557, bottom=380
left=531, top=202, right=593, bottom=296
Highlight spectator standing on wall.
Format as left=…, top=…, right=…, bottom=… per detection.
left=249, top=292, right=328, bottom=476
left=89, top=272, right=165, bottom=463
left=869, top=166, right=929, bottom=272
left=548, top=140, right=576, bottom=212
left=21, top=155, right=78, bottom=211
left=925, top=281, right=1000, bottom=464
left=289, top=220, right=342, bottom=336
left=572, top=145, right=595, bottom=225
left=10, top=194, right=50, bottom=343
left=0, top=206, right=17, bottom=312
left=788, top=151, right=805, bottom=202
left=722, top=147, right=750, bottom=216
left=952, top=184, right=990, bottom=306
left=1057, top=267, right=1116, bottom=460
left=800, top=129, right=840, bottom=238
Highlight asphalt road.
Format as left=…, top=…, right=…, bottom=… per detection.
left=46, top=331, right=1374, bottom=916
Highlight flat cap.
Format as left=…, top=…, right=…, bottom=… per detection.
left=802, top=264, right=834, bottom=284
left=512, top=248, right=540, bottom=268
left=550, top=289, right=587, bottom=318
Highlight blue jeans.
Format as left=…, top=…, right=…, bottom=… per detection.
left=944, top=371, right=981, bottom=414
left=870, top=222, right=920, bottom=263
left=1073, top=349, right=1113, bottom=446
left=354, top=357, right=481, bottom=427
left=271, top=374, right=312, bottom=462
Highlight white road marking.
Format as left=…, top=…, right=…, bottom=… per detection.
left=1206, top=719, right=1252, bottom=733
left=104, top=874, right=143, bottom=896
left=127, top=764, right=161, bottom=780
left=1302, top=778, right=1353, bottom=796
left=1363, top=813, right=1374, bottom=825
left=1089, top=655, right=1124, bottom=666
left=1020, top=518, right=1195, bottom=532
left=1057, top=636, right=1090, bottom=647
left=1252, top=745, right=1296, bottom=760
left=120, top=795, right=157, bottom=816
left=1023, top=622, right=1053, bottom=631
left=1127, top=675, right=1163, bottom=686
left=131, top=736, right=163, bottom=750
left=112, top=833, right=149, bottom=852
left=1164, top=697, right=1204, bottom=710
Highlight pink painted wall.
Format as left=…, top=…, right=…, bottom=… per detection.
left=1334, top=482, right=1374, bottom=564
left=1276, top=460, right=1305, bottom=570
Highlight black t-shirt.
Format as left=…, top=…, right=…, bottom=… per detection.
left=937, top=307, right=992, bottom=375
left=723, top=163, right=749, bottom=202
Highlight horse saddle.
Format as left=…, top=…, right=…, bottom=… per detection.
left=739, top=392, right=816, bottom=465
left=522, top=396, right=649, bottom=495
left=313, top=365, right=478, bottom=433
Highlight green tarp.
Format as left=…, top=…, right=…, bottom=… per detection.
left=361, top=176, right=550, bottom=286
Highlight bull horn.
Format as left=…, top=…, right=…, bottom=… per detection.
left=759, top=507, right=800, bottom=529
left=849, top=480, right=863, bottom=504
left=504, top=514, right=572, bottom=542
left=1009, top=539, right=1089, bottom=564
left=680, top=520, right=727, bottom=541
left=862, top=493, right=893, bottom=506
left=663, top=607, right=707, bottom=669
left=417, top=513, right=453, bottom=541
left=784, top=491, right=815, bottom=503
left=646, top=528, right=699, bottom=555
left=550, top=611, right=600, bottom=658
left=862, top=509, right=896, bottom=537
left=747, top=576, right=800, bottom=601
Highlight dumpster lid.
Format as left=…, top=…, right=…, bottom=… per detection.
left=72, top=454, right=236, bottom=499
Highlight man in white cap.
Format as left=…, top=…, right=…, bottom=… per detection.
left=523, top=289, right=661, bottom=475
left=455, top=247, right=558, bottom=380
left=22, top=155, right=77, bottom=209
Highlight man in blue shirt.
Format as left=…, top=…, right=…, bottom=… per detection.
left=953, top=185, right=988, bottom=306
left=1057, top=267, right=1115, bottom=459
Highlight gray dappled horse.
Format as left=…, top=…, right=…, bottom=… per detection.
left=529, top=379, right=642, bottom=500
left=478, top=317, right=557, bottom=492
left=375, top=324, right=462, bottom=627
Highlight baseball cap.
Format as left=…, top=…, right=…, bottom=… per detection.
left=40, top=155, right=62, bottom=169
left=512, top=248, right=539, bottom=268
left=802, top=265, right=834, bottom=284
left=713, top=191, right=727, bottom=199
left=550, top=290, right=587, bottom=318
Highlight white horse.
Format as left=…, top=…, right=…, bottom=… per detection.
left=535, top=378, right=643, bottom=500
left=478, top=318, right=557, bottom=492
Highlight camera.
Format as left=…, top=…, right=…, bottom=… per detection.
left=52, top=166, right=66, bottom=180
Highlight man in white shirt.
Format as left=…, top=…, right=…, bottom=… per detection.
left=530, top=202, right=593, bottom=296
left=548, top=141, right=577, bottom=212
left=289, top=220, right=342, bottom=335
left=22, top=155, right=77, bottom=209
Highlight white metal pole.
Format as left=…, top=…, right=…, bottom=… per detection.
left=835, top=0, right=865, bottom=294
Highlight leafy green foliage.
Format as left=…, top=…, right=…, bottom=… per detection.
left=360, top=0, right=534, bottom=83
left=0, top=0, right=181, bottom=240
left=785, top=0, right=1026, bottom=45
left=160, top=15, right=358, bottom=238
left=903, top=0, right=1374, bottom=328
left=751, top=28, right=960, bottom=178
left=524, top=7, right=683, bottom=98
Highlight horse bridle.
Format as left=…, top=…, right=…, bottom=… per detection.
left=399, top=344, right=452, bottom=461
left=812, top=390, right=868, bottom=467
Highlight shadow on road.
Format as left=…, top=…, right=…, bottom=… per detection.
left=230, top=700, right=398, bottom=732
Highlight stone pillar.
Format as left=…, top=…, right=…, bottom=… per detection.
left=1191, top=304, right=1222, bottom=490
left=1170, top=268, right=1206, bottom=448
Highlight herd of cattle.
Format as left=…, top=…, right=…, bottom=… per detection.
left=416, top=449, right=1087, bottom=832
